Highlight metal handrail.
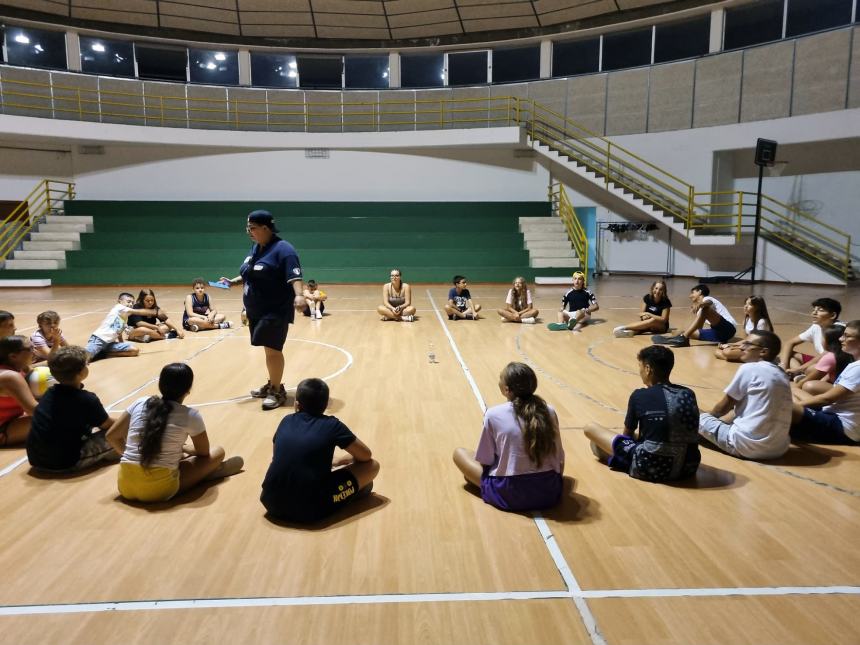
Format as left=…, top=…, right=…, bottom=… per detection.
left=0, top=180, right=76, bottom=262
left=549, top=182, right=588, bottom=279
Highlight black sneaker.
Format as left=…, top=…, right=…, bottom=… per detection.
left=655, top=334, right=689, bottom=347
left=250, top=381, right=272, bottom=398
left=262, top=384, right=288, bottom=411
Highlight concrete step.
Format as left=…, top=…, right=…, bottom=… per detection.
left=12, top=250, right=67, bottom=260
left=37, top=222, right=90, bottom=233
left=44, top=215, right=93, bottom=225
left=525, top=239, right=574, bottom=250
left=530, top=249, right=577, bottom=259
left=30, top=232, right=81, bottom=242
left=523, top=231, right=567, bottom=242
left=4, top=258, right=66, bottom=269
left=22, top=240, right=80, bottom=251
left=530, top=257, right=579, bottom=268
left=519, top=217, right=565, bottom=230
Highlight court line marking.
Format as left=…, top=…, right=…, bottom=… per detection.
left=426, top=289, right=607, bottom=645
left=2, top=585, right=859, bottom=617
left=756, top=462, right=860, bottom=498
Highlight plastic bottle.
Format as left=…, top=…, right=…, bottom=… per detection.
left=428, top=342, right=436, bottom=364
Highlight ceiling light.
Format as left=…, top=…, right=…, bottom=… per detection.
left=14, top=34, right=30, bottom=44
left=287, top=70, right=297, bottom=78
left=34, top=44, right=44, bottom=53
left=92, top=42, right=105, bottom=52
left=214, top=52, right=226, bottom=61
left=288, top=61, right=297, bottom=69
left=206, top=62, right=216, bottom=70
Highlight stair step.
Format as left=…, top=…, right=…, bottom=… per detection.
left=530, top=257, right=579, bottom=268
left=44, top=215, right=93, bottom=225
left=30, top=232, right=82, bottom=242
left=4, top=259, right=66, bottom=269
left=523, top=231, right=567, bottom=241
left=525, top=240, right=575, bottom=250
left=38, top=222, right=91, bottom=233
left=13, top=250, right=67, bottom=260
left=531, top=249, right=578, bottom=259
left=22, top=240, right=80, bottom=251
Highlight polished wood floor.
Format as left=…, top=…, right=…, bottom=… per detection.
left=0, top=277, right=858, bottom=645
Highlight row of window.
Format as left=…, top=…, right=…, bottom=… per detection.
left=0, top=0, right=857, bottom=89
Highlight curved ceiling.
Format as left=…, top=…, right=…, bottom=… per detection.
left=1, top=0, right=720, bottom=48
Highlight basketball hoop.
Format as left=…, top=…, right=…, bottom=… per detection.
left=766, top=160, right=788, bottom=177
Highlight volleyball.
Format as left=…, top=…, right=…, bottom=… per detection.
left=28, top=366, right=56, bottom=399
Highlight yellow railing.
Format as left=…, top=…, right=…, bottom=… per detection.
left=0, top=72, right=849, bottom=279
left=0, top=180, right=76, bottom=263
left=549, top=182, right=588, bottom=279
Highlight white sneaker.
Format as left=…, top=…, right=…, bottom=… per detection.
left=521, top=317, right=536, bottom=324
left=613, top=326, right=635, bottom=338
left=315, top=309, right=323, bottom=320
left=402, top=315, right=414, bottom=322
left=220, top=321, right=233, bottom=329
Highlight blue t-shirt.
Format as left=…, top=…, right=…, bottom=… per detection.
left=240, top=236, right=303, bottom=321
left=448, top=287, right=472, bottom=311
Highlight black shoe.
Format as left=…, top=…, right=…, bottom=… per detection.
left=250, top=381, right=272, bottom=398
left=262, top=384, right=288, bottom=410
left=655, top=334, right=690, bottom=347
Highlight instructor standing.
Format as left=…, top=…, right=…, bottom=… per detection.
left=221, top=210, right=305, bottom=410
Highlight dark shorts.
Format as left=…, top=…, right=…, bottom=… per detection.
left=699, top=318, right=736, bottom=343
left=790, top=408, right=857, bottom=444
left=248, top=315, right=290, bottom=351
left=609, top=435, right=699, bottom=482
left=480, top=467, right=562, bottom=512
left=263, top=467, right=359, bottom=523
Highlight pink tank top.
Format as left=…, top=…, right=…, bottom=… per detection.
left=0, top=366, right=25, bottom=425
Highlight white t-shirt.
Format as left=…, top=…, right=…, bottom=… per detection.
left=505, top=289, right=533, bottom=310
left=824, top=360, right=860, bottom=441
left=121, top=396, right=206, bottom=470
left=744, top=318, right=769, bottom=335
left=475, top=401, right=564, bottom=477
left=798, top=323, right=844, bottom=355
left=704, top=296, right=737, bottom=326
left=92, top=304, right=133, bottom=342
left=724, top=360, right=792, bottom=458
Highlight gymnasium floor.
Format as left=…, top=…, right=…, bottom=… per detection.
left=0, top=277, right=858, bottom=645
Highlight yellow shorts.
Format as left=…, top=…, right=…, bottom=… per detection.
left=118, top=463, right=180, bottom=502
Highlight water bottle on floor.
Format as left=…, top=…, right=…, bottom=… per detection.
left=428, top=342, right=436, bottom=364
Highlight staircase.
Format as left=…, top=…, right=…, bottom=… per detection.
left=5, top=215, right=92, bottom=270
left=519, top=216, right=579, bottom=269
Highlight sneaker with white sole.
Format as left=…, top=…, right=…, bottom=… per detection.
left=315, top=309, right=323, bottom=320
left=220, top=321, right=233, bottom=329
left=250, top=381, right=272, bottom=398
left=190, top=323, right=199, bottom=332
left=521, top=317, right=536, bottom=324
left=262, top=384, right=288, bottom=410
left=653, top=334, right=689, bottom=347
left=613, top=326, right=635, bottom=338
left=402, top=315, right=414, bottom=322
left=204, top=456, right=245, bottom=481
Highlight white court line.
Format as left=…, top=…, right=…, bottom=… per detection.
left=3, top=585, right=857, bottom=617
left=426, top=289, right=607, bottom=645
left=0, top=457, right=28, bottom=478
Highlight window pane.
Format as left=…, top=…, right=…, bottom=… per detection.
left=654, top=16, right=710, bottom=63
left=492, top=45, right=540, bottom=83
left=4, top=26, right=66, bottom=70
left=724, top=0, right=784, bottom=50
left=786, top=0, right=853, bottom=37
left=401, top=53, right=444, bottom=88
left=136, top=45, right=187, bottom=82
left=345, top=55, right=389, bottom=88
left=250, top=52, right=298, bottom=88
left=552, top=39, right=599, bottom=77
left=80, top=36, right=135, bottom=77
left=602, top=28, right=652, bottom=71
left=448, top=51, right=488, bottom=86
left=297, top=55, right=342, bottom=89
left=189, top=48, right=238, bottom=85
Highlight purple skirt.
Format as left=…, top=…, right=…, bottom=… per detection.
left=480, top=468, right=562, bottom=512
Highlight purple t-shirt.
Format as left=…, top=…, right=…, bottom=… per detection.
left=475, top=401, right=564, bottom=477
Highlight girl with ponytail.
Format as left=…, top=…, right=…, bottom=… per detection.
left=453, top=362, right=564, bottom=511
left=107, top=363, right=242, bottom=502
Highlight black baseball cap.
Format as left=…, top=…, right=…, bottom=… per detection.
left=247, top=209, right=279, bottom=233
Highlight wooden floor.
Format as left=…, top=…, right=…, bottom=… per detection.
left=1, top=277, right=858, bottom=645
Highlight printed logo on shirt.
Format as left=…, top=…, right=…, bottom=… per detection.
left=244, top=256, right=252, bottom=263
left=254, top=264, right=265, bottom=270
left=292, top=268, right=301, bottom=275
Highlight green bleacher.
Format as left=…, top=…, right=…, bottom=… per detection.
left=3, top=201, right=572, bottom=284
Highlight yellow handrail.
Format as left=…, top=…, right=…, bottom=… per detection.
left=0, top=180, right=76, bottom=263
left=549, top=182, right=588, bottom=280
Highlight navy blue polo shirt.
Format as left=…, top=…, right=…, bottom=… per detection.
left=240, top=236, right=303, bottom=322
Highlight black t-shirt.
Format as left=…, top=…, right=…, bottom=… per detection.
left=562, top=288, right=596, bottom=312
left=240, top=236, right=303, bottom=322
left=260, top=412, right=356, bottom=514
left=27, top=384, right=109, bottom=470
left=643, top=294, right=672, bottom=316
left=128, top=304, right=158, bottom=327
left=624, top=383, right=700, bottom=453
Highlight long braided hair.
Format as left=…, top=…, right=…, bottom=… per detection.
left=139, top=363, right=193, bottom=467
left=502, top=362, right=557, bottom=468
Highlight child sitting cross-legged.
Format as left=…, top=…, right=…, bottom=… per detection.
left=26, top=346, right=119, bottom=473
left=261, top=378, right=380, bottom=523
